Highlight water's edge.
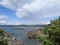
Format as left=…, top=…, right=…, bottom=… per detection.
left=0, top=26, right=41, bottom=45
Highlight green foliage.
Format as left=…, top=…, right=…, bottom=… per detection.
left=0, top=29, right=4, bottom=35
left=0, top=39, right=8, bottom=45
left=0, top=29, right=8, bottom=45
left=38, top=16, right=60, bottom=45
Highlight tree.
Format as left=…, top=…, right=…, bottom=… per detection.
left=40, top=16, right=60, bottom=45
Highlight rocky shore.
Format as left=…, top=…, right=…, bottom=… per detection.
left=0, top=31, right=25, bottom=45
left=26, top=28, right=44, bottom=39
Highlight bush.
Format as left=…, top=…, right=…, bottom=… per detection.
left=0, top=39, right=8, bottom=45
left=38, top=16, right=60, bottom=45
left=0, top=29, right=4, bottom=35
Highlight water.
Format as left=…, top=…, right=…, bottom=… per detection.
left=0, top=26, right=41, bottom=45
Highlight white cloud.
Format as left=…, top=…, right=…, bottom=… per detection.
left=0, top=14, right=8, bottom=25
left=0, top=0, right=60, bottom=24
left=0, top=0, right=18, bottom=10
left=7, top=22, right=21, bottom=25
left=0, top=0, right=33, bottom=10
left=0, top=20, right=6, bottom=23
left=16, top=0, right=60, bottom=18
left=16, top=9, right=29, bottom=18
left=0, top=19, right=7, bottom=25
left=16, top=0, right=47, bottom=18
left=15, top=22, right=21, bottom=25
left=22, top=0, right=49, bottom=12
left=41, top=21, right=50, bottom=24
left=0, top=14, right=8, bottom=20
left=0, top=0, right=60, bottom=18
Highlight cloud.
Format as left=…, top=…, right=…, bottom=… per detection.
left=16, top=0, right=60, bottom=18
left=0, top=0, right=33, bottom=10
left=0, top=14, right=8, bottom=20
left=0, top=14, right=8, bottom=25
left=0, top=20, right=7, bottom=25
left=40, top=21, right=50, bottom=24
left=16, top=9, right=29, bottom=18
left=0, top=0, right=17, bottom=10
left=7, top=22, right=22, bottom=25
left=0, top=0, right=60, bottom=18
left=0, top=20, right=6, bottom=23
left=0, top=0, right=60, bottom=24
left=15, top=22, right=21, bottom=25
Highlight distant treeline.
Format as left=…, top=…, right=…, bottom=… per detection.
left=0, top=25, right=46, bottom=27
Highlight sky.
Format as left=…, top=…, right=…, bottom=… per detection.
left=0, top=0, right=60, bottom=25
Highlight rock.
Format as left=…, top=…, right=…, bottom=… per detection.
left=26, top=28, right=44, bottom=39
left=26, top=30, right=37, bottom=39
left=8, top=41, right=25, bottom=45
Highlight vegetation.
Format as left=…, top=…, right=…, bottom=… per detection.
left=0, top=29, right=8, bottom=45
left=0, top=39, right=8, bottom=45
left=37, top=17, right=60, bottom=45
left=0, top=30, right=4, bottom=35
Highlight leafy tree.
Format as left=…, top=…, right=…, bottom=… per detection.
left=39, top=16, right=60, bottom=45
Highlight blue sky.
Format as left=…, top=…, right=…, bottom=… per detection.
left=0, top=0, right=60, bottom=25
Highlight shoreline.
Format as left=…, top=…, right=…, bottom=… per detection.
left=0, top=31, right=25, bottom=45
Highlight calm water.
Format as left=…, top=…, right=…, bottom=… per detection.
left=0, top=26, right=41, bottom=45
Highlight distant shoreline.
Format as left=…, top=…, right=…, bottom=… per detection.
left=0, top=25, right=46, bottom=27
